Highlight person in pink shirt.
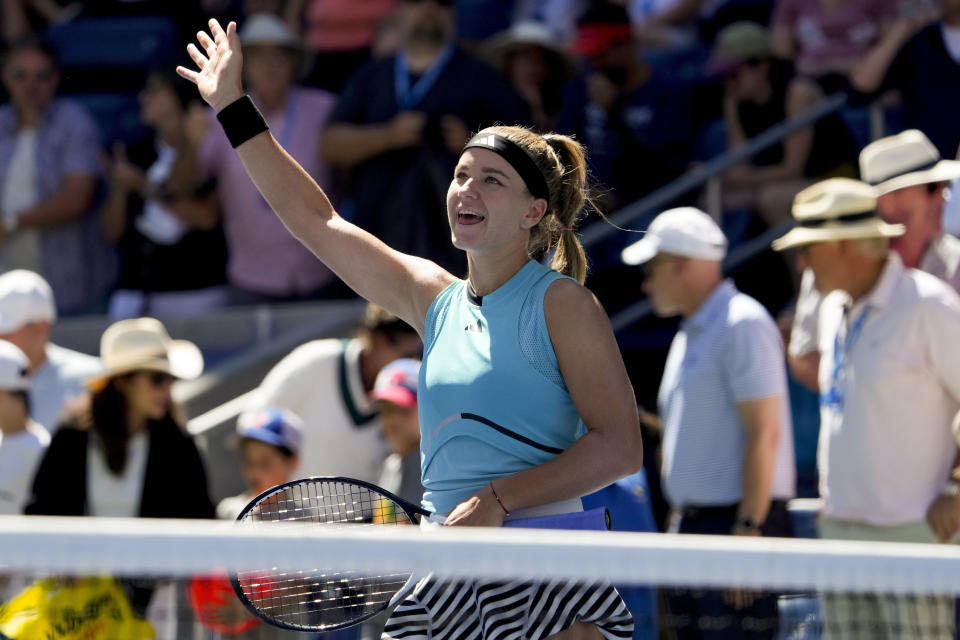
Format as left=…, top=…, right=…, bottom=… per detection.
left=197, top=12, right=346, bottom=303
left=301, top=0, right=396, bottom=91
left=770, top=0, right=898, bottom=87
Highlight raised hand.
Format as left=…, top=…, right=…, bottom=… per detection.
left=176, top=19, right=245, bottom=113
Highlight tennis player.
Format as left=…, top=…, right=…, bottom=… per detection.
left=178, top=19, right=642, bottom=640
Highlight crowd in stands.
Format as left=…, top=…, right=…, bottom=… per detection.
left=4, top=0, right=960, bottom=638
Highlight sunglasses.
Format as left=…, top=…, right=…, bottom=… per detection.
left=7, top=67, right=56, bottom=83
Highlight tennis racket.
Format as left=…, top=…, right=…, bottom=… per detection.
left=229, top=476, right=610, bottom=632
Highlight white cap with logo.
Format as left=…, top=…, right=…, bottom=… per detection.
left=0, top=270, right=56, bottom=335
left=621, top=207, right=728, bottom=265
left=0, top=340, right=31, bottom=391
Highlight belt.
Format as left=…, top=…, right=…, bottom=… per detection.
left=680, top=500, right=789, bottom=520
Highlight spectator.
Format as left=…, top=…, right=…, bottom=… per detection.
left=1, top=0, right=81, bottom=45
left=0, top=269, right=102, bottom=433
left=788, top=129, right=960, bottom=393
left=198, top=13, right=342, bottom=303
left=770, top=0, right=898, bottom=90
left=370, top=358, right=423, bottom=506
left=25, top=316, right=212, bottom=518
left=249, top=303, right=421, bottom=482
left=320, top=0, right=529, bottom=276
left=300, top=0, right=396, bottom=92
left=851, top=0, right=959, bottom=159
left=773, top=178, right=960, bottom=637
left=622, top=207, right=796, bottom=639
left=709, top=21, right=857, bottom=228
left=101, top=68, right=228, bottom=319
left=25, top=316, right=213, bottom=629
left=0, top=37, right=115, bottom=313
left=557, top=4, right=693, bottom=209
left=481, top=21, right=577, bottom=133
left=0, top=340, right=48, bottom=515
left=216, top=407, right=302, bottom=519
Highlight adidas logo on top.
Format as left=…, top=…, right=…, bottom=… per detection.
left=473, top=135, right=497, bottom=148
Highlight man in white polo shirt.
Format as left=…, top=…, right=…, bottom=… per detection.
left=0, top=270, right=101, bottom=433
left=788, top=129, right=960, bottom=392
left=623, top=207, right=795, bottom=639
left=774, top=178, right=960, bottom=638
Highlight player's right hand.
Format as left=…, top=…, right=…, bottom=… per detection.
left=177, top=19, right=245, bottom=113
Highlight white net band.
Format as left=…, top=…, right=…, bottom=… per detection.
left=2, top=516, right=960, bottom=595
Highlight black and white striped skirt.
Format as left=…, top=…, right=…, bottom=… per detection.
left=382, top=576, right=634, bottom=639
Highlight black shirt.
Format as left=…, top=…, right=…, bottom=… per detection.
left=330, top=48, right=530, bottom=275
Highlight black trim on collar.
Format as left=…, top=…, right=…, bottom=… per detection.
left=466, top=284, right=483, bottom=306
left=337, top=339, right=377, bottom=427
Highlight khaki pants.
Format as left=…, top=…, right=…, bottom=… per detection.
left=818, top=518, right=955, bottom=640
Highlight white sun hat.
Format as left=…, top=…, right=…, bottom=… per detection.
left=772, top=178, right=905, bottom=251
left=860, top=129, right=960, bottom=196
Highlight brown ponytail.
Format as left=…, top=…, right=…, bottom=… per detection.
left=473, top=126, right=597, bottom=284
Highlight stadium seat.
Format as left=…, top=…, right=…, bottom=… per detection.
left=46, top=16, right=178, bottom=70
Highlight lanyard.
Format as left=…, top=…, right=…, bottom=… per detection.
left=394, top=45, right=455, bottom=110
left=820, top=306, right=871, bottom=412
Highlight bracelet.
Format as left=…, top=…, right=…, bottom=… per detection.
left=216, top=95, right=269, bottom=148
left=489, top=481, right=510, bottom=516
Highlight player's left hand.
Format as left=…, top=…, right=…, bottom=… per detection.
left=442, top=487, right=507, bottom=528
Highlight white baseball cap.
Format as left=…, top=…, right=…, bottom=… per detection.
left=0, top=340, right=31, bottom=391
left=621, top=207, right=728, bottom=265
left=0, top=270, right=56, bottom=334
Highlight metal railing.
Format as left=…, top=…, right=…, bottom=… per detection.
left=579, top=91, right=850, bottom=334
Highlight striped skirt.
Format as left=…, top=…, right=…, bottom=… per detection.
left=382, top=576, right=634, bottom=639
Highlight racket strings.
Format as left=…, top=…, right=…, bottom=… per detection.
left=235, top=480, right=416, bottom=629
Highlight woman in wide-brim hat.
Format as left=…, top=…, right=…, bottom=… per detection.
left=481, top=21, right=579, bottom=132
left=26, top=317, right=214, bottom=524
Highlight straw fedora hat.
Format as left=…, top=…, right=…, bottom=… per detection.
left=860, top=129, right=960, bottom=195
left=772, top=178, right=905, bottom=251
left=87, top=317, right=203, bottom=391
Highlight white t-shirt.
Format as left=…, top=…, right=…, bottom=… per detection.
left=0, top=421, right=50, bottom=514
left=87, top=430, right=148, bottom=517
left=817, top=254, right=960, bottom=525
left=31, top=343, right=103, bottom=434
left=0, top=128, right=43, bottom=273
left=251, top=338, right=389, bottom=482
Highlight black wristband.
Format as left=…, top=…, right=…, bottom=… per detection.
left=216, top=95, right=269, bottom=148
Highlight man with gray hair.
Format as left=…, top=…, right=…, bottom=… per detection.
left=774, top=178, right=960, bottom=638
left=623, top=207, right=795, bottom=638
left=0, top=270, right=101, bottom=432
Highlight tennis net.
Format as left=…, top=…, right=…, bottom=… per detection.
left=1, top=515, right=959, bottom=639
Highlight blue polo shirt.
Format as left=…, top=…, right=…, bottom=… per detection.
left=658, top=280, right=796, bottom=507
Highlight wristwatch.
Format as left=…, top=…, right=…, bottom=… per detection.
left=734, top=516, right=761, bottom=532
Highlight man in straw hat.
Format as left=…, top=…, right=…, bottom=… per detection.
left=773, top=177, right=960, bottom=638
left=623, top=207, right=795, bottom=638
left=788, top=130, right=960, bottom=391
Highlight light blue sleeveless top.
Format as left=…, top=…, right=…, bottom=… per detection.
left=419, top=260, right=586, bottom=513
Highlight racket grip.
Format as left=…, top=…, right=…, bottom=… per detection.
left=503, top=507, right=610, bottom=531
